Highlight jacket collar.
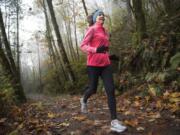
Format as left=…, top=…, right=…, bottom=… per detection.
left=94, top=22, right=103, bottom=27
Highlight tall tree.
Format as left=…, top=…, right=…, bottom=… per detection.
left=16, top=0, right=20, bottom=73
left=132, top=0, right=147, bottom=42
left=81, top=0, right=88, bottom=16
left=0, top=32, right=26, bottom=103
left=72, top=0, right=79, bottom=60
left=35, top=33, right=43, bottom=92
left=0, top=9, right=17, bottom=76
left=46, top=0, right=75, bottom=84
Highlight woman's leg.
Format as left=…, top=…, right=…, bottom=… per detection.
left=83, top=66, right=100, bottom=103
left=101, top=66, right=117, bottom=120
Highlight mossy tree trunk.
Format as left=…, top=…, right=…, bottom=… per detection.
left=132, top=0, right=147, bottom=43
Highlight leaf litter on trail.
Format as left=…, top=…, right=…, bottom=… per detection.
left=3, top=93, right=180, bottom=135
left=124, top=119, right=139, bottom=127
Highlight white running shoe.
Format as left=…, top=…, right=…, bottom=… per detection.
left=80, top=98, right=88, bottom=113
left=111, top=119, right=127, bottom=133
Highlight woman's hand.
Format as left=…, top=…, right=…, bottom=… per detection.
left=96, top=45, right=108, bottom=53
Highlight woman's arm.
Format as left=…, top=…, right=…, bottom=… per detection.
left=80, top=28, right=97, bottom=53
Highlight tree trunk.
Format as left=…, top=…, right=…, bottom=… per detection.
left=0, top=37, right=26, bottom=103
left=7, top=7, right=11, bottom=40
left=82, top=0, right=88, bottom=16
left=163, top=0, right=172, bottom=16
left=46, top=0, right=75, bottom=84
left=72, top=0, right=79, bottom=60
left=163, top=0, right=173, bottom=17
left=0, top=9, right=17, bottom=76
left=43, top=0, right=62, bottom=86
left=37, top=40, right=42, bottom=93
left=132, top=0, right=147, bottom=42
left=62, top=7, right=76, bottom=61
left=16, top=0, right=20, bottom=73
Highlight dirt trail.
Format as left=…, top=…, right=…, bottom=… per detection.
left=1, top=94, right=179, bottom=135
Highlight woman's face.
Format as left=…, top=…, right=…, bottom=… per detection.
left=96, top=12, right=105, bottom=24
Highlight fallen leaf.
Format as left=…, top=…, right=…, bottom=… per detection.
left=124, top=119, right=138, bottom=127
left=84, top=119, right=94, bottom=125
left=169, top=97, right=180, bottom=103
left=134, top=101, right=141, bottom=107
left=169, top=103, right=179, bottom=112
left=94, top=120, right=102, bottom=126
left=58, top=122, right=70, bottom=127
left=148, top=86, right=156, bottom=96
left=135, top=96, right=141, bottom=100
left=148, top=112, right=161, bottom=119
left=146, top=107, right=152, bottom=112
left=170, top=92, right=180, bottom=98
left=156, top=100, right=163, bottom=109
left=163, top=91, right=170, bottom=98
left=48, top=113, right=56, bottom=118
left=73, top=115, right=87, bottom=121
left=0, top=118, right=7, bottom=123
left=145, top=96, right=150, bottom=102
left=70, top=130, right=81, bottom=135
left=136, top=126, right=145, bottom=131
left=124, top=111, right=132, bottom=115
left=148, top=119, right=155, bottom=122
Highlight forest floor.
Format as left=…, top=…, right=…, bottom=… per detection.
left=0, top=91, right=179, bottom=135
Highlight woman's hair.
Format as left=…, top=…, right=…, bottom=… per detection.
left=87, top=9, right=103, bottom=26
left=87, top=14, right=94, bottom=26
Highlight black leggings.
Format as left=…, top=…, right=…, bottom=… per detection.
left=83, top=65, right=117, bottom=120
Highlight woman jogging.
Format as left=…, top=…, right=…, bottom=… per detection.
left=80, top=9, right=127, bottom=133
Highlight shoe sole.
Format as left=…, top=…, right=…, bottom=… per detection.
left=110, top=127, right=126, bottom=133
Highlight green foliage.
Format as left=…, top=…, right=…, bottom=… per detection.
left=0, top=71, right=16, bottom=116
left=42, top=56, right=88, bottom=95
left=170, top=52, right=180, bottom=69
left=71, top=56, right=88, bottom=93
left=42, top=68, right=63, bottom=95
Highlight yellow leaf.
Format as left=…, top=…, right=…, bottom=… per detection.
left=170, top=92, right=180, bottom=98
left=169, top=103, right=179, bottom=112
left=73, top=115, right=87, bottom=121
left=17, top=123, right=24, bottom=129
left=156, top=100, right=162, bottom=109
left=148, top=87, right=156, bottom=96
left=124, top=111, right=132, bottom=115
left=135, top=96, right=141, bottom=100
left=145, top=96, right=150, bottom=102
left=169, top=97, right=180, bottom=103
left=59, top=122, right=70, bottom=127
left=48, top=113, right=56, bottom=118
left=117, top=107, right=125, bottom=112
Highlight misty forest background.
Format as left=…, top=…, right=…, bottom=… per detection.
left=0, top=0, right=179, bottom=134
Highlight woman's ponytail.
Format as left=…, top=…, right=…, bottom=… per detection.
left=87, top=14, right=94, bottom=26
